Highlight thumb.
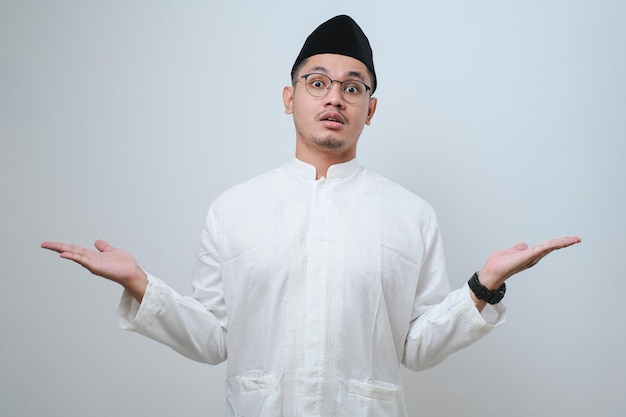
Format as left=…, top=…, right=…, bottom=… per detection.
left=94, top=239, right=113, bottom=253
left=513, top=242, right=528, bottom=251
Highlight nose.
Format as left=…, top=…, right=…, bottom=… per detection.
left=325, top=81, right=345, bottom=107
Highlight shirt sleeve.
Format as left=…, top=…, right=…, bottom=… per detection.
left=116, top=207, right=228, bottom=365
left=401, top=219, right=506, bottom=371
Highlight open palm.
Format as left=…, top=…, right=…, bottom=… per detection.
left=479, top=236, right=581, bottom=289
left=41, top=239, right=145, bottom=289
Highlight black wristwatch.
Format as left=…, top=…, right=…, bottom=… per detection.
left=468, top=272, right=506, bottom=304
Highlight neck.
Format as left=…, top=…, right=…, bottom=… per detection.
left=295, top=146, right=355, bottom=180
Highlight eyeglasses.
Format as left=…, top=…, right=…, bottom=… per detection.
left=299, top=73, right=372, bottom=104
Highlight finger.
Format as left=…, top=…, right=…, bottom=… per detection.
left=41, top=241, right=72, bottom=253
left=525, top=236, right=581, bottom=268
left=58, top=244, right=90, bottom=263
left=540, top=236, right=581, bottom=252
left=41, top=241, right=83, bottom=255
left=513, top=242, right=529, bottom=251
left=559, top=236, right=582, bottom=247
left=94, top=239, right=113, bottom=253
left=41, top=241, right=62, bottom=252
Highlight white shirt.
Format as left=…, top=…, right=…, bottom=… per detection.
left=118, top=158, right=505, bottom=417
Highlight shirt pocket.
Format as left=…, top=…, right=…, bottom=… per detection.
left=337, top=378, right=404, bottom=417
left=226, top=370, right=281, bottom=417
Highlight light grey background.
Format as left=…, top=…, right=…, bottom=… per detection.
left=2, top=1, right=624, bottom=416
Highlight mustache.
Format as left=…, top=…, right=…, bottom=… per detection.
left=317, top=111, right=347, bottom=124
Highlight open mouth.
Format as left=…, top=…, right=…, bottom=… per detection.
left=320, top=112, right=345, bottom=125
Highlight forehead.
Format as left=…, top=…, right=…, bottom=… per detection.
left=300, top=54, right=371, bottom=83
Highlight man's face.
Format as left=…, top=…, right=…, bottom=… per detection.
left=283, top=54, right=377, bottom=161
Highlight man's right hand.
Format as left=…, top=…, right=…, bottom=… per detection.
left=41, top=239, right=148, bottom=302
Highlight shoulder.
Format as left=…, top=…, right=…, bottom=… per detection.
left=206, top=164, right=289, bottom=223
left=363, top=170, right=436, bottom=217
left=358, top=170, right=442, bottom=255
left=213, top=165, right=285, bottom=202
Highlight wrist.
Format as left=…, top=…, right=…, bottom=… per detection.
left=468, top=272, right=506, bottom=305
left=122, top=268, right=148, bottom=303
left=476, top=268, right=505, bottom=290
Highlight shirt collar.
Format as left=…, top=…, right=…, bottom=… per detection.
left=290, top=157, right=362, bottom=180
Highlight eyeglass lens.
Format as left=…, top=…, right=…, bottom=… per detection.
left=302, top=73, right=369, bottom=103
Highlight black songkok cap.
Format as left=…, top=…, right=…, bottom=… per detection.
left=292, top=15, right=377, bottom=93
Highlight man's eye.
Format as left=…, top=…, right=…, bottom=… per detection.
left=311, top=80, right=326, bottom=88
left=344, top=84, right=361, bottom=94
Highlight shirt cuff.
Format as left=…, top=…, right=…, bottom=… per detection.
left=117, top=273, right=162, bottom=332
left=461, top=283, right=506, bottom=328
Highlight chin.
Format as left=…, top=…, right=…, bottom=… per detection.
left=315, top=138, right=344, bottom=150
left=311, top=133, right=346, bottom=149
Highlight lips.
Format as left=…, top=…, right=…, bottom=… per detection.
left=319, top=111, right=345, bottom=128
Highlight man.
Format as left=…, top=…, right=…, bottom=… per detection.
left=42, top=15, right=580, bottom=417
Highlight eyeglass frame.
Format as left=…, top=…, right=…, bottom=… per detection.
left=297, top=73, right=373, bottom=104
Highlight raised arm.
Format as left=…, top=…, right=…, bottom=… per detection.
left=471, top=235, right=582, bottom=311
left=41, top=239, right=148, bottom=303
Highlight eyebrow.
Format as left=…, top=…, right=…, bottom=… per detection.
left=308, top=65, right=367, bottom=83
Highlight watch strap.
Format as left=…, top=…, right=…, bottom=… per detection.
left=468, top=272, right=506, bottom=304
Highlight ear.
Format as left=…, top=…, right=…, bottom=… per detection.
left=283, top=86, right=294, bottom=114
left=365, top=97, right=377, bottom=125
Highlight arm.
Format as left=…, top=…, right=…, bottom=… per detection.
left=470, top=236, right=582, bottom=312
left=40, top=239, right=148, bottom=303
left=403, top=234, right=581, bottom=371
left=42, top=238, right=228, bottom=364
